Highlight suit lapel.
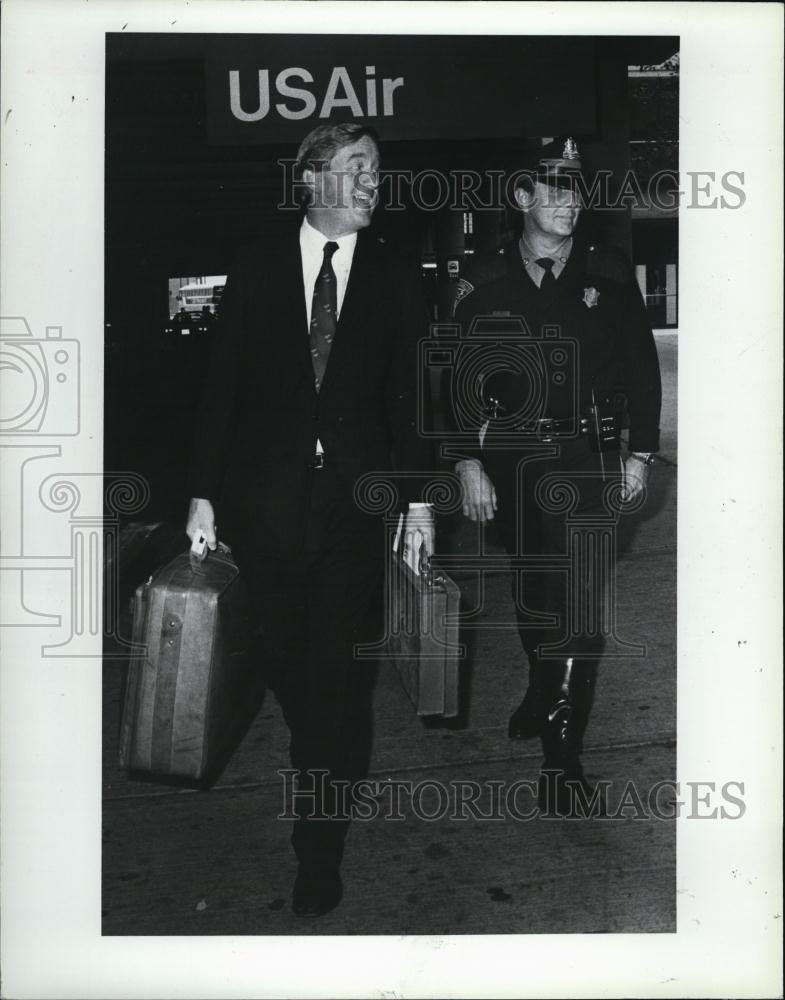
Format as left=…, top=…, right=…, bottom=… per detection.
left=336, top=230, right=375, bottom=332
left=266, top=226, right=315, bottom=386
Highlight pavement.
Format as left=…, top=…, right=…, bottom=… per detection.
left=102, top=335, right=677, bottom=936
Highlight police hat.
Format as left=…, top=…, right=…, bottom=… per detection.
left=529, top=137, right=583, bottom=189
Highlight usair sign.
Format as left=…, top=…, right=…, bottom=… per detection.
left=205, top=35, right=597, bottom=145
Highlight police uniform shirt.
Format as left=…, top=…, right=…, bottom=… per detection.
left=453, top=238, right=662, bottom=456
left=519, top=235, right=572, bottom=286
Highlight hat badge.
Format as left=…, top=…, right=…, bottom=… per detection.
left=563, top=137, right=580, bottom=160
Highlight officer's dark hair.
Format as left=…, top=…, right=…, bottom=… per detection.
left=511, top=170, right=538, bottom=199
left=501, top=170, right=537, bottom=237
left=295, top=123, right=380, bottom=206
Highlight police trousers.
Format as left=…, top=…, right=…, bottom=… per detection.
left=484, top=438, right=625, bottom=662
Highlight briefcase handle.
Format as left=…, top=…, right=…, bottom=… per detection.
left=418, top=542, right=445, bottom=589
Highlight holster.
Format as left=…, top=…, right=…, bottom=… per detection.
left=585, top=395, right=624, bottom=453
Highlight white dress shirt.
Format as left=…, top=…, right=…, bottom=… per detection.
left=300, top=216, right=357, bottom=328
left=300, top=217, right=357, bottom=457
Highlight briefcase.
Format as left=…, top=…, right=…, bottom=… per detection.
left=385, top=550, right=462, bottom=717
left=119, top=544, right=257, bottom=782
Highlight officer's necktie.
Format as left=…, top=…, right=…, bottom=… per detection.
left=536, top=257, right=556, bottom=293
left=310, top=240, right=339, bottom=392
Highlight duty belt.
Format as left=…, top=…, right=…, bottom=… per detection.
left=512, top=417, right=587, bottom=441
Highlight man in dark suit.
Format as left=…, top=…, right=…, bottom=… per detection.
left=186, top=123, right=434, bottom=916
left=452, top=138, right=661, bottom=815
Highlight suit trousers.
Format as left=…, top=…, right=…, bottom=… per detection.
left=237, top=464, right=385, bottom=871
left=486, top=439, right=624, bottom=665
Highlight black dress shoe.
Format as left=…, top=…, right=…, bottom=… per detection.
left=292, top=865, right=343, bottom=917
left=508, top=686, right=545, bottom=739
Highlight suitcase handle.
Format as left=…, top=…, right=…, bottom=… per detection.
left=189, top=537, right=232, bottom=573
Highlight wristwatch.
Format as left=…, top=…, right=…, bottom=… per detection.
left=630, top=452, right=656, bottom=465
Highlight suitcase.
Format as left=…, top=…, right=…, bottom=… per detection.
left=385, top=549, right=462, bottom=717
left=118, top=544, right=258, bottom=782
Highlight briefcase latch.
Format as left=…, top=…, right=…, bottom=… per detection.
left=419, top=543, right=445, bottom=590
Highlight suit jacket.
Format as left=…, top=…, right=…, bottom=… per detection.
left=189, top=225, right=433, bottom=557
left=452, top=237, right=662, bottom=460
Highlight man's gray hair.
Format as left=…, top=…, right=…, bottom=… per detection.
left=295, top=122, right=380, bottom=176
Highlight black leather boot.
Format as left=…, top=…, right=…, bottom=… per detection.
left=537, top=659, right=602, bottom=817
left=568, top=660, right=598, bottom=758
left=508, top=653, right=546, bottom=739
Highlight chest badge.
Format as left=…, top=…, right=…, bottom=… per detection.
left=583, top=286, right=600, bottom=309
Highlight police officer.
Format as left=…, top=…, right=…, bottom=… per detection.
left=452, top=139, right=662, bottom=814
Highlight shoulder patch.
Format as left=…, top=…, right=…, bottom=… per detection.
left=464, top=252, right=508, bottom=289
left=454, top=277, right=475, bottom=304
